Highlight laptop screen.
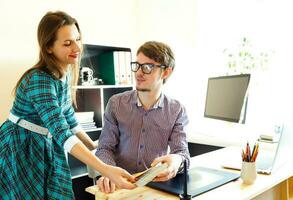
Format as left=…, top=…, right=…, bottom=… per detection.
left=270, top=125, right=292, bottom=173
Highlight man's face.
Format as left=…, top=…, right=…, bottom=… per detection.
left=134, top=52, right=165, bottom=92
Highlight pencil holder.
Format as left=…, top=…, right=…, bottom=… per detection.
left=240, top=161, right=257, bottom=184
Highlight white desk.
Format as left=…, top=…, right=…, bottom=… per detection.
left=86, top=147, right=293, bottom=200
left=188, top=146, right=292, bottom=200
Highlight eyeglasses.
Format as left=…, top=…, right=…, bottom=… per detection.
left=131, top=62, right=167, bottom=74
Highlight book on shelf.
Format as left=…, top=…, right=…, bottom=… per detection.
left=82, top=127, right=99, bottom=132
left=81, top=125, right=98, bottom=130
left=80, top=122, right=97, bottom=129
left=75, top=111, right=94, bottom=123
left=75, top=111, right=99, bottom=132
left=80, top=121, right=96, bottom=127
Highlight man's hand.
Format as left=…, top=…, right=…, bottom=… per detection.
left=97, top=176, right=116, bottom=193
left=151, top=154, right=183, bottom=182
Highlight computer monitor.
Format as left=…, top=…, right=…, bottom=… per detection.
left=204, top=74, right=250, bottom=124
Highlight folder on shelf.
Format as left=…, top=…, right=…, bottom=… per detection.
left=124, top=51, right=132, bottom=85
left=97, top=52, right=116, bottom=85
left=97, top=51, right=132, bottom=85
left=118, top=51, right=127, bottom=85
left=113, top=51, right=120, bottom=84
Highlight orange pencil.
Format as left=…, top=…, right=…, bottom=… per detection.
left=251, top=143, right=256, bottom=160
left=251, top=143, right=259, bottom=162
left=245, top=142, right=250, bottom=162
left=254, top=144, right=259, bottom=161
left=242, top=149, right=245, bottom=161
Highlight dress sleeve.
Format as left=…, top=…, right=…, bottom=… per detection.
left=63, top=74, right=83, bottom=134
left=168, top=104, right=191, bottom=169
left=95, top=97, right=119, bottom=166
left=63, top=101, right=83, bottom=134
left=25, top=72, right=79, bottom=151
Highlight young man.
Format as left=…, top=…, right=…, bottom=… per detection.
left=95, top=41, right=190, bottom=193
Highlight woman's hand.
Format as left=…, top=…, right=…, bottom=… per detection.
left=97, top=176, right=116, bottom=193
left=102, top=165, right=136, bottom=190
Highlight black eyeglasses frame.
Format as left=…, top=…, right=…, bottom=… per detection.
left=130, top=62, right=167, bottom=74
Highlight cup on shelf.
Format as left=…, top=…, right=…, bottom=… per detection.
left=81, top=67, right=95, bottom=86
left=240, top=161, right=257, bottom=184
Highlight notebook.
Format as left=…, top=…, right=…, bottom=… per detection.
left=147, top=167, right=240, bottom=197
left=222, top=125, right=292, bottom=175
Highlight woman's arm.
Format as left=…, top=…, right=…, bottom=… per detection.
left=70, top=141, right=136, bottom=189
left=75, top=131, right=98, bottom=150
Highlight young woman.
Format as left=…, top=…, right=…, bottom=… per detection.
left=0, top=11, right=135, bottom=199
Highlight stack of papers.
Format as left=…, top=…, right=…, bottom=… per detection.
left=75, top=112, right=98, bottom=132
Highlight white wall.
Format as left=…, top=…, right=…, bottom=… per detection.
left=134, top=0, right=203, bottom=126
left=0, top=0, right=137, bottom=123
left=1, top=0, right=292, bottom=138
left=133, top=0, right=293, bottom=137
left=165, top=0, right=293, bottom=136
left=192, top=0, right=293, bottom=134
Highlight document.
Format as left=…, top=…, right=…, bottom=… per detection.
left=134, top=163, right=168, bottom=187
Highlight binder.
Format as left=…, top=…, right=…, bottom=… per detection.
left=118, top=51, right=127, bottom=85
left=97, top=52, right=116, bottom=85
left=124, top=51, right=132, bottom=85
left=113, top=51, right=120, bottom=84
left=96, top=51, right=131, bottom=85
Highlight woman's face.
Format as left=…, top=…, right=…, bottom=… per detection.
left=47, top=24, right=81, bottom=70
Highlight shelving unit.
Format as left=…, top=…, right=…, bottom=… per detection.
left=70, top=85, right=132, bottom=178
left=69, top=44, right=134, bottom=198
left=80, top=44, right=133, bottom=86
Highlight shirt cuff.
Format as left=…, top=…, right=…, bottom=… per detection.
left=71, top=124, right=83, bottom=134
left=64, top=135, right=80, bottom=153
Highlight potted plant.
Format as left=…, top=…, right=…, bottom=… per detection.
left=223, top=37, right=273, bottom=75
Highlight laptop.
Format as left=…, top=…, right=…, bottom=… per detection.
left=147, top=167, right=240, bottom=198
left=222, top=125, right=292, bottom=175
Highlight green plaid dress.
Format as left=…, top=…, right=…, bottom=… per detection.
left=0, top=69, right=79, bottom=199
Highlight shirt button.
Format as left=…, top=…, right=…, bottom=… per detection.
left=138, top=161, right=141, bottom=165
left=142, top=128, right=145, bottom=133
left=140, top=145, right=144, bottom=149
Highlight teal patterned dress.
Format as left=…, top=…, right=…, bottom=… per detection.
left=0, top=69, right=80, bottom=199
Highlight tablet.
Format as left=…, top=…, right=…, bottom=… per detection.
left=147, top=166, right=240, bottom=197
